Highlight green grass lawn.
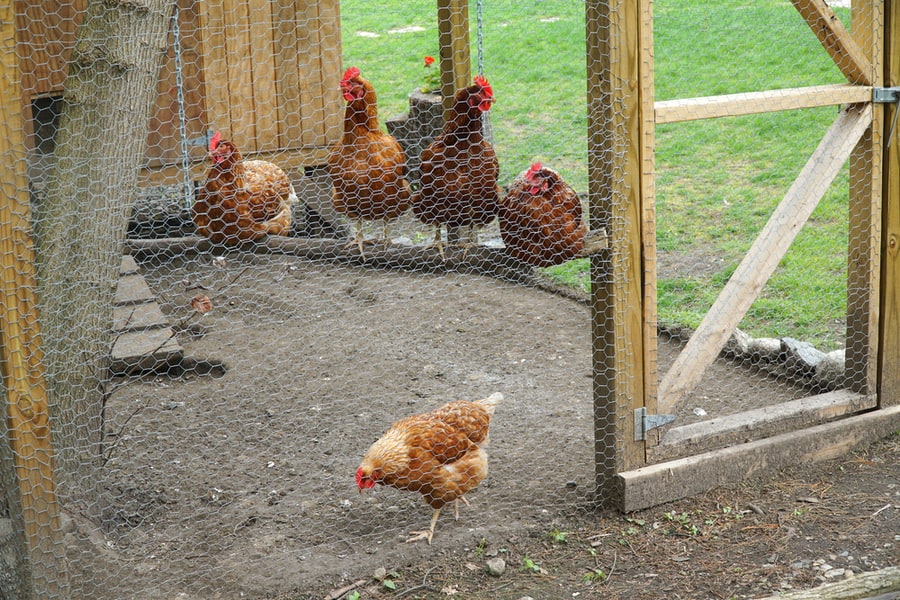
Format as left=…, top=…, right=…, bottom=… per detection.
left=339, top=0, right=853, bottom=350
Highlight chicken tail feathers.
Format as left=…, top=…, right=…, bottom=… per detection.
left=475, top=392, right=503, bottom=416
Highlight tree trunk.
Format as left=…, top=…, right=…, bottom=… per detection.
left=33, top=0, right=174, bottom=497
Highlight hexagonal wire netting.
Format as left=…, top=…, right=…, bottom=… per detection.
left=0, top=0, right=883, bottom=597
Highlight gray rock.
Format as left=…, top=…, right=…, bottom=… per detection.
left=746, top=337, right=783, bottom=363
left=485, top=557, right=506, bottom=577
left=814, top=349, right=845, bottom=391
left=781, top=337, right=826, bottom=377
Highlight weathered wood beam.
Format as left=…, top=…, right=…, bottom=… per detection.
left=124, top=232, right=608, bottom=291
left=752, top=566, right=900, bottom=600
left=657, top=105, right=873, bottom=415
left=620, top=404, right=900, bottom=512
left=791, top=0, right=873, bottom=85
left=655, top=84, right=872, bottom=125
left=0, top=4, right=68, bottom=595
left=651, top=390, right=873, bottom=463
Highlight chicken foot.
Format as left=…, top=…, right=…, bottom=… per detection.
left=406, top=508, right=441, bottom=544
left=406, top=497, right=470, bottom=544
left=344, top=220, right=397, bottom=258
left=342, top=220, right=368, bottom=257
left=421, top=226, right=446, bottom=260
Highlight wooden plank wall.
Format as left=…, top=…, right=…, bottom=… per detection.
left=14, top=0, right=85, bottom=98
left=17, top=0, right=344, bottom=175
left=189, top=0, right=344, bottom=160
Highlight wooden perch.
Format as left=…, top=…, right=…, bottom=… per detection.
left=124, top=233, right=597, bottom=306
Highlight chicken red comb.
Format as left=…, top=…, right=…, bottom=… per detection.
left=473, top=74, right=493, bottom=98
left=342, top=66, right=361, bottom=83
left=209, top=130, right=222, bottom=152
left=528, top=162, right=543, bottom=176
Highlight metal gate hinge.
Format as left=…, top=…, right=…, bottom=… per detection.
left=873, top=87, right=900, bottom=104
left=634, top=407, right=676, bottom=441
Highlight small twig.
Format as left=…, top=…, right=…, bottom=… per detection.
left=485, top=580, right=516, bottom=593
left=323, top=579, right=367, bottom=600
left=396, top=583, right=432, bottom=598
left=603, top=550, right=617, bottom=586
left=871, top=503, right=892, bottom=517
left=397, top=565, right=440, bottom=597
left=101, top=397, right=152, bottom=464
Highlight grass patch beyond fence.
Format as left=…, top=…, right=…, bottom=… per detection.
left=340, top=0, right=853, bottom=350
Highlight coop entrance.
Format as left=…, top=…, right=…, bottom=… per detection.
left=604, top=0, right=900, bottom=511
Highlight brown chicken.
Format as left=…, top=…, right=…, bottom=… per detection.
left=356, top=392, right=503, bottom=544
left=328, top=66, right=412, bottom=255
left=498, top=162, right=587, bottom=267
left=412, top=75, right=500, bottom=256
left=193, top=131, right=297, bottom=245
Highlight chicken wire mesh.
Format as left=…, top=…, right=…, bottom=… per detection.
left=0, top=0, right=887, bottom=598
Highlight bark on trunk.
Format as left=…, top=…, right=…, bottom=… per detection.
left=33, top=0, right=173, bottom=497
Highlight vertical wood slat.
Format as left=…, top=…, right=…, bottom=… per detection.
left=877, top=1, right=900, bottom=406
left=586, top=0, right=648, bottom=506
left=296, top=0, right=327, bottom=147
left=224, top=0, right=256, bottom=150
left=197, top=0, right=230, bottom=141
left=275, top=0, right=303, bottom=147
left=437, top=0, right=471, bottom=121
left=317, top=0, right=343, bottom=144
left=0, top=6, right=68, bottom=596
left=249, top=0, right=278, bottom=151
left=845, top=2, right=883, bottom=396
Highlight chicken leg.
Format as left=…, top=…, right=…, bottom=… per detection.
left=406, top=508, right=441, bottom=544
left=406, top=497, right=470, bottom=544
left=343, top=219, right=366, bottom=257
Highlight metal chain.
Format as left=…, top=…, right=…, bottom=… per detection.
left=172, top=4, right=192, bottom=208
left=475, top=0, right=492, bottom=142
left=476, top=0, right=485, bottom=76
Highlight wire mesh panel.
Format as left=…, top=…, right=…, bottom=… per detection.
left=1, top=1, right=627, bottom=597
left=1, top=0, right=889, bottom=597
left=650, top=0, right=883, bottom=446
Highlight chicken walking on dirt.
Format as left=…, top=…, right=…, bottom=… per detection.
left=411, top=75, right=501, bottom=258
left=193, top=131, right=297, bottom=245
left=328, top=66, right=413, bottom=256
left=499, top=162, right=588, bottom=267
left=356, top=392, right=503, bottom=544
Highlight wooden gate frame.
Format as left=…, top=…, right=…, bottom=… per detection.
left=590, top=0, right=900, bottom=511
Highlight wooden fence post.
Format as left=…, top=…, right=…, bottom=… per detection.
left=436, top=0, right=470, bottom=121
left=0, top=5, right=69, bottom=598
left=879, top=0, right=900, bottom=406
left=586, top=0, right=654, bottom=508
left=845, top=1, right=884, bottom=396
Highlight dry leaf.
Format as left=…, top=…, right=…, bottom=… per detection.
left=190, top=294, right=213, bottom=314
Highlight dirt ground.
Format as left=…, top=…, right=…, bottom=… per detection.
left=64, top=247, right=899, bottom=600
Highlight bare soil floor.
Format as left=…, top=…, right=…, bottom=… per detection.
left=67, top=249, right=899, bottom=600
